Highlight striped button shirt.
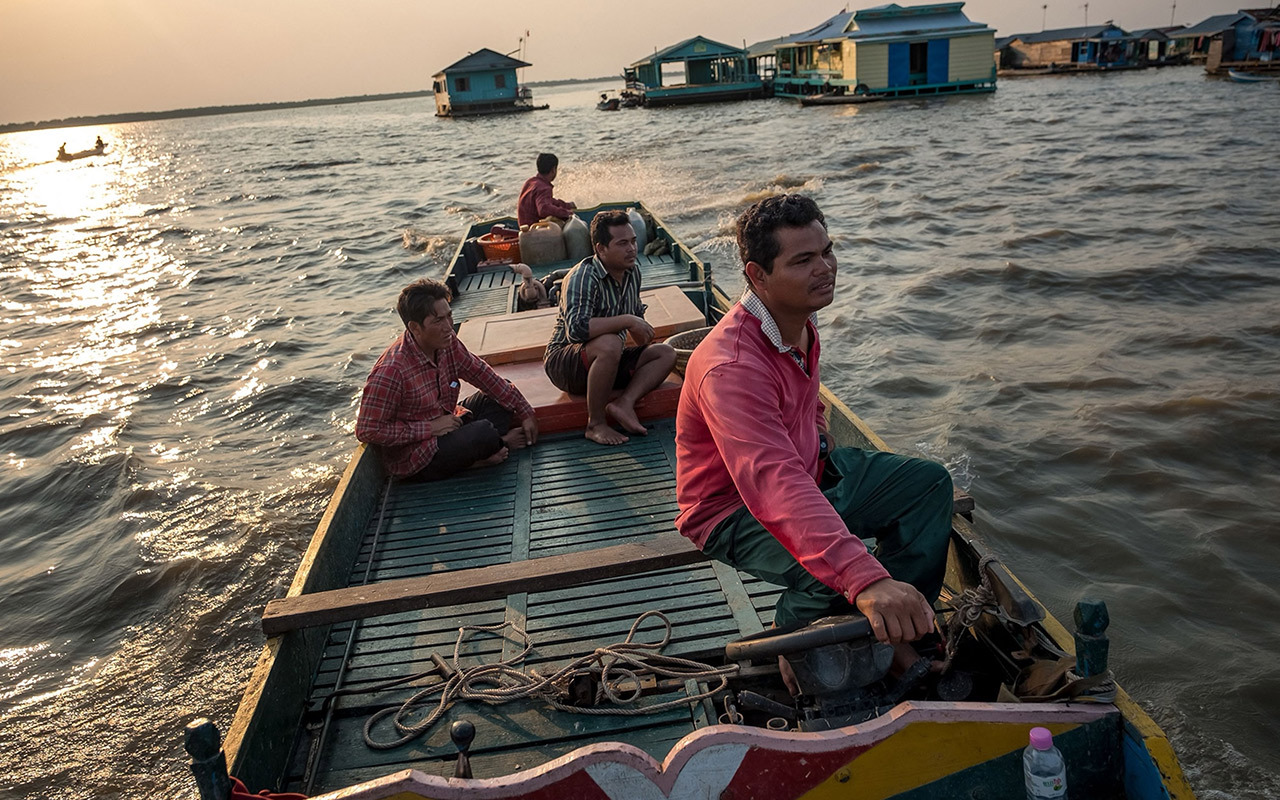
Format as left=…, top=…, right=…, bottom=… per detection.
left=355, top=330, right=534, bottom=478
left=544, top=256, right=647, bottom=356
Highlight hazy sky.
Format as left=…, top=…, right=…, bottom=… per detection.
left=0, top=0, right=1255, bottom=125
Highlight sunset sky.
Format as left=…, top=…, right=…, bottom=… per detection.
left=0, top=0, right=1254, bottom=125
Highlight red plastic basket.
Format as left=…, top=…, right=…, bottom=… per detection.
left=477, top=233, right=521, bottom=262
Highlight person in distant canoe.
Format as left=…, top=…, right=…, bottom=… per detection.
left=94, top=136, right=105, bottom=151
left=674, top=194, right=953, bottom=678
left=58, top=143, right=67, bottom=158
left=356, top=278, right=539, bottom=480
left=517, top=153, right=576, bottom=228
left=543, top=210, right=677, bottom=446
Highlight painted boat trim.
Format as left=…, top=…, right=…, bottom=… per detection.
left=297, top=702, right=1115, bottom=800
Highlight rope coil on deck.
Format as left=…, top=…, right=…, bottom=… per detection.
left=362, top=610, right=739, bottom=750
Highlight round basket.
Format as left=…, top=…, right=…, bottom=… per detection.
left=477, top=233, right=521, bottom=262
left=666, top=326, right=712, bottom=375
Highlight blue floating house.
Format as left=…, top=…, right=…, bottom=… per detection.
left=624, top=36, right=766, bottom=106
left=432, top=48, right=543, bottom=118
left=765, top=2, right=997, bottom=101
left=996, top=24, right=1138, bottom=71
left=1169, top=9, right=1280, bottom=75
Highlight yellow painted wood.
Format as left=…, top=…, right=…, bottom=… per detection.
left=947, top=33, right=997, bottom=82
left=800, top=721, right=1077, bottom=800
left=853, top=41, right=889, bottom=88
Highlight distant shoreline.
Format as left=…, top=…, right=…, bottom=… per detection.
left=0, top=76, right=617, bottom=134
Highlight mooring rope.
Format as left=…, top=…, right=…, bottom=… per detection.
left=363, top=610, right=739, bottom=750
left=940, top=553, right=1002, bottom=672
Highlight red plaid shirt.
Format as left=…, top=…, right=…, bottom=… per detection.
left=356, top=330, right=534, bottom=478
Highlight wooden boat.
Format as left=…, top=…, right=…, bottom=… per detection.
left=56, top=144, right=105, bottom=162
left=1228, top=68, right=1280, bottom=82
left=201, top=201, right=1195, bottom=799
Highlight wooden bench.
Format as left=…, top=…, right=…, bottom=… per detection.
left=463, top=360, right=683, bottom=434
left=456, top=285, right=705, bottom=366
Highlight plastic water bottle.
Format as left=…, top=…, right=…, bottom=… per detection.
left=1023, top=727, right=1068, bottom=799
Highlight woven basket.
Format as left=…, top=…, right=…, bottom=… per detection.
left=667, top=326, right=712, bottom=375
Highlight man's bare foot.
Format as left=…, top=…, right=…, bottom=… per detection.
left=889, top=642, right=945, bottom=677
left=474, top=446, right=509, bottom=468
left=502, top=428, right=529, bottom=451
left=585, top=422, right=628, bottom=446
left=605, top=400, right=648, bottom=436
left=778, top=655, right=800, bottom=697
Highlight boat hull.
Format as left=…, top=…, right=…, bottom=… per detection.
left=221, top=202, right=1194, bottom=800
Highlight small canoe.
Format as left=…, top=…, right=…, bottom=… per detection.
left=56, top=145, right=105, bottom=162
left=1228, top=69, right=1280, bottom=82
left=202, top=201, right=1196, bottom=800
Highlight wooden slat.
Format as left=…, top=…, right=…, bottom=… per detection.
left=262, top=533, right=707, bottom=635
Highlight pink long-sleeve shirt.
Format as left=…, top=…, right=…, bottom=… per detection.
left=674, top=299, right=890, bottom=603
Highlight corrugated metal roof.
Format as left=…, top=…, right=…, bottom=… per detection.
left=1169, top=13, right=1251, bottom=38
left=1130, top=29, right=1170, bottom=40
left=775, top=3, right=990, bottom=46
left=630, top=35, right=746, bottom=68
left=775, top=11, right=856, bottom=46
left=436, top=48, right=530, bottom=76
left=1009, top=24, right=1132, bottom=43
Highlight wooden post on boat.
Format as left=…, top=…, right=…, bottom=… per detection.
left=185, top=718, right=232, bottom=800
left=1072, top=598, right=1110, bottom=677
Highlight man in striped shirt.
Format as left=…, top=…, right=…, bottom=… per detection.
left=543, top=210, right=677, bottom=445
left=357, top=279, right=538, bottom=480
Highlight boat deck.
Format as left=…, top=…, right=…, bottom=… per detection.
left=292, top=419, right=781, bottom=794
left=450, top=252, right=698, bottom=320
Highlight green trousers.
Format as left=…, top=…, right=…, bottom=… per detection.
left=702, top=447, right=954, bottom=629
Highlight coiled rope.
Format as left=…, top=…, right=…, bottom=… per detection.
left=363, top=610, right=739, bottom=750
left=940, top=553, right=1002, bottom=672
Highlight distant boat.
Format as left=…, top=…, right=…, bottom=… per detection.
left=56, top=143, right=106, bottom=162
left=1227, top=69, right=1280, bottom=83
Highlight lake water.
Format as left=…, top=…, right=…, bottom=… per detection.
left=1, top=69, right=1277, bottom=799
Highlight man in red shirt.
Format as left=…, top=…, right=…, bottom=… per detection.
left=675, top=194, right=952, bottom=666
left=517, top=153, right=576, bottom=228
left=356, top=279, right=539, bottom=481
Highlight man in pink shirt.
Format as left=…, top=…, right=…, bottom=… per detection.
left=517, top=153, right=576, bottom=228
left=675, top=194, right=952, bottom=663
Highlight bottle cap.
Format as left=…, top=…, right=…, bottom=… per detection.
left=1029, top=727, right=1053, bottom=751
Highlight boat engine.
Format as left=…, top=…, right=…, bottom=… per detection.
left=725, top=615, right=931, bottom=731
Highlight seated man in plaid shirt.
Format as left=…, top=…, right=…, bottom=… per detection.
left=543, top=210, right=677, bottom=446
left=356, top=279, right=539, bottom=481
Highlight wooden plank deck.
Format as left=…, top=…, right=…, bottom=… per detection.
left=286, top=419, right=781, bottom=793
left=451, top=253, right=693, bottom=322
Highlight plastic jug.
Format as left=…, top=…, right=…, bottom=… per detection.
left=519, top=221, right=567, bottom=266
left=626, top=207, right=649, bottom=253
left=562, top=214, right=592, bottom=262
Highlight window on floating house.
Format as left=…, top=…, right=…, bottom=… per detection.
left=495, top=73, right=507, bottom=89
left=455, top=76, right=470, bottom=92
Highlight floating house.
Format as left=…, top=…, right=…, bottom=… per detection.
left=766, top=3, right=997, bottom=102
left=1130, top=28, right=1187, bottom=65
left=431, top=48, right=543, bottom=118
left=1171, top=9, right=1280, bottom=74
left=624, top=36, right=767, bottom=106
left=996, top=24, right=1138, bottom=71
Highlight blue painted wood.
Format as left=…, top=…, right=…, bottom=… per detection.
left=927, top=38, right=950, bottom=84
left=888, top=42, right=911, bottom=86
